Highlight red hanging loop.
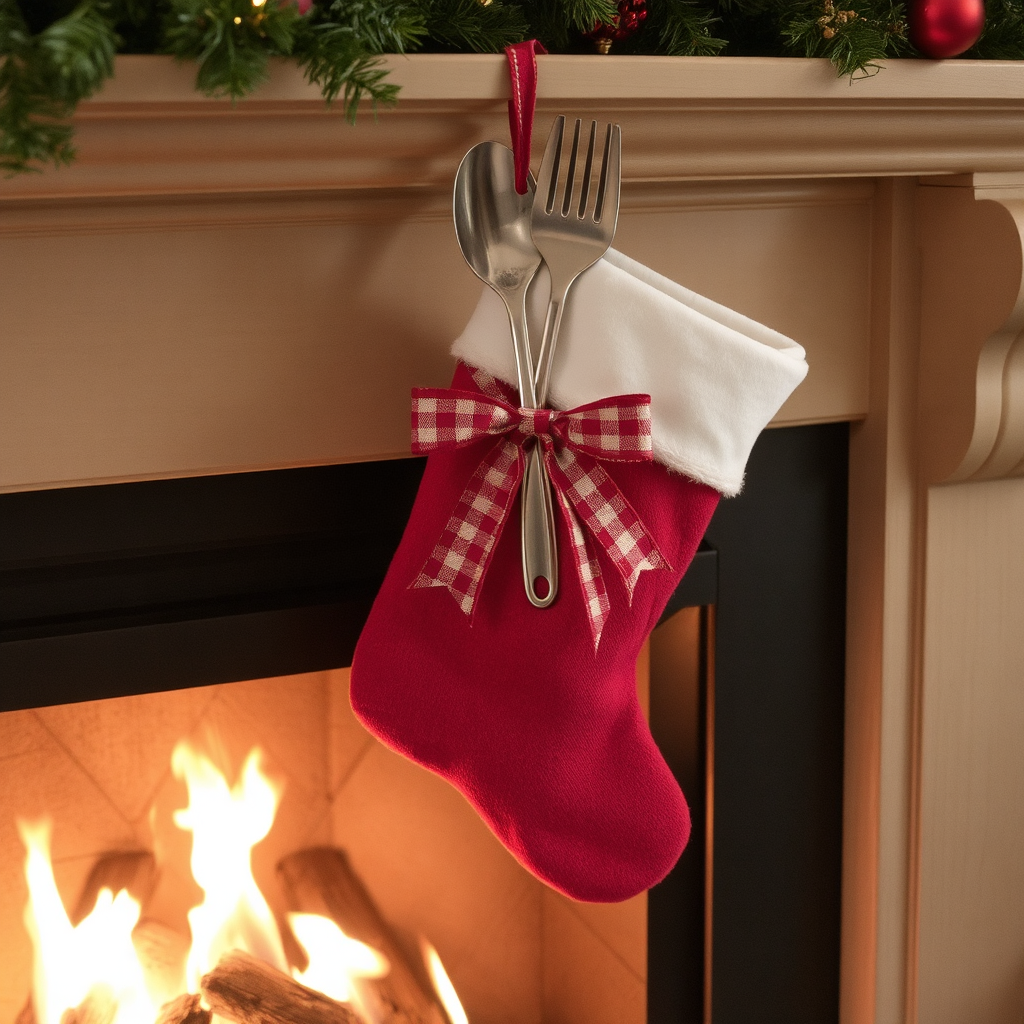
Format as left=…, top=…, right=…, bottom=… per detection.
left=504, top=40, right=547, bottom=196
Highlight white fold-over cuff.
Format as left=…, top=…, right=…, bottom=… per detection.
left=451, top=247, right=808, bottom=497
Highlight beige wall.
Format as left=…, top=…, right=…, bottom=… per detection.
left=0, top=180, right=870, bottom=493
left=918, top=479, right=1024, bottom=1024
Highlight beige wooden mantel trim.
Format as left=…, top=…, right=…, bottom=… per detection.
left=918, top=172, right=1024, bottom=484
left=89, top=53, right=1024, bottom=104
left=0, top=58, right=883, bottom=492
left=2, top=56, right=1024, bottom=206
left=913, top=170, right=1024, bottom=1024
left=843, top=178, right=924, bottom=1024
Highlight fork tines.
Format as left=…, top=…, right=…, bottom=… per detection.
left=537, top=115, right=620, bottom=224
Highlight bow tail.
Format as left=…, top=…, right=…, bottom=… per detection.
left=547, top=446, right=672, bottom=607
left=411, top=437, right=524, bottom=616
left=550, top=482, right=612, bottom=651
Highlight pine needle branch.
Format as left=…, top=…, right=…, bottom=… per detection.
left=419, top=0, right=528, bottom=53
left=293, top=0, right=425, bottom=120
left=164, top=0, right=302, bottom=99
left=523, top=0, right=610, bottom=49
left=782, top=0, right=909, bottom=77
left=967, top=0, right=1024, bottom=59
left=0, top=0, right=117, bottom=173
left=317, top=0, right=427, bottom=53
left=38, top=0, right=119, bottom=100
left=634, top=0, right=725, bottom=56
left=556, top=0, right=618, bottom=35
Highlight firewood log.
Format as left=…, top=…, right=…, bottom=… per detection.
left=155, top=993, right=211, bottom=1024
left=60, top=990, right=116, bottom=1024
left=133, top=919, right=189, bottom=1007
left=72, top=851, right=157, bottom=925
left=277, top=849, right=448, bottom=1024
left=201, top=949, right=363, bottom=1024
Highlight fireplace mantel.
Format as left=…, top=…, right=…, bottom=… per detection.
left=4, top=55, right=1024, bottom=1024
left=6, top=54, right=1024, bottom=197
left=4, top=56, right=1024, bottom=493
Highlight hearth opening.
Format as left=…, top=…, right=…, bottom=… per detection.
left=10, top=678, right=477, bottom=1024
left=1, top=422, right=848, bottom=1024
left=2, top=665, right=647, bottom=1024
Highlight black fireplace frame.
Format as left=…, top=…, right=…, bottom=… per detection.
left=648, top=423, right=847, bottom=1024
left=0, top=458, right=425, bottom=706
left=0, top=422, right=848, bottom=1024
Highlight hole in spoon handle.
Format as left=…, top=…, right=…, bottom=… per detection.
left=522, top=447, right=558, bottom=609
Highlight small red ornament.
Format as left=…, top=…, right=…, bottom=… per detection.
left=909, top=0, right=985, bottom=58
left=585, top=0, right=648, bottom=54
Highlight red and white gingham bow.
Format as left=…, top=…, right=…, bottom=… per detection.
left=409, top=367, right=670, bottom=650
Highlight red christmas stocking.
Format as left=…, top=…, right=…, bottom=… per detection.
left=351, top=248, right=808, bottom=902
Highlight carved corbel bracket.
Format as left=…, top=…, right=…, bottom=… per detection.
left=918, top=173, right=1024, bottom=484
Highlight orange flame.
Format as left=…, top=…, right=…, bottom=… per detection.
left=289, top=913, right=388, bottom=1019
left=171, top=743, right=287, bottom=990
left=19, top=819, right=156, bottom=1024
left=20, top=740, right=463, bottom=1024
left=422, top=940, right=468, bottom=1024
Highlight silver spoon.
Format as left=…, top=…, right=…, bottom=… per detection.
left=453, top=141, right=558, bottom=608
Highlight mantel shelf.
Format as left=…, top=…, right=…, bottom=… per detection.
left=3, top=54, right=1024, bottom=205
left=83, top=52, right=1024, bottom=103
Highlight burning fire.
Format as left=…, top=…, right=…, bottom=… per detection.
left=422, top=940, right=468, bottom=1024
left=289, top=913, right=389, bottom=1015
left=172, top=745, right=288, bottom=991
left=19, top=741, right=465, bottom=1024
left=19, top=819, right=153, bottom=1024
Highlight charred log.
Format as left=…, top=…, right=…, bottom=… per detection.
left=201, top=950, right=363, bottom=1024
left=155, top=993, right=211, bottom=1024
left=72, top=852, right=157, bottom=925
left=278, top=849, right=447, bottom=1024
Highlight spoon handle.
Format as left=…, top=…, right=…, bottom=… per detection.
left=522, top=446, right=558, bottom=607
left=507, top=294, right=558, bottom=608
left=508, top=288, right=538, bottom=409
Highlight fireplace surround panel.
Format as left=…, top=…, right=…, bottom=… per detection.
left=5, top=54, right=1024, bottom=1023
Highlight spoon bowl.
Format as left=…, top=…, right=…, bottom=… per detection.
left=454, top=142, right=542, bottom=347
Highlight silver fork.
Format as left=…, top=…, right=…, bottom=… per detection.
left=518, top=116, right=621, bottom=608
left=532, top=116, right=622, bottom=406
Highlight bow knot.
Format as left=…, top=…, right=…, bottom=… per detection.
left=410, top=367, right=670, bottom=650
left=517, top=406, right=555, bottom=440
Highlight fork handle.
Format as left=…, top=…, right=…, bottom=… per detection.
left=534, top=278, right=574, bottom=407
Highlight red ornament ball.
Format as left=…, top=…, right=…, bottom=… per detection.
left=586, top=0, right=648, bottom=53
left=909, top=0, right=985, bottom=58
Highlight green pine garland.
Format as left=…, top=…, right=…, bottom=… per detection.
left=1, top=0, right=1022, bottom=175
left=0, top=1, right=117, bottom=172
